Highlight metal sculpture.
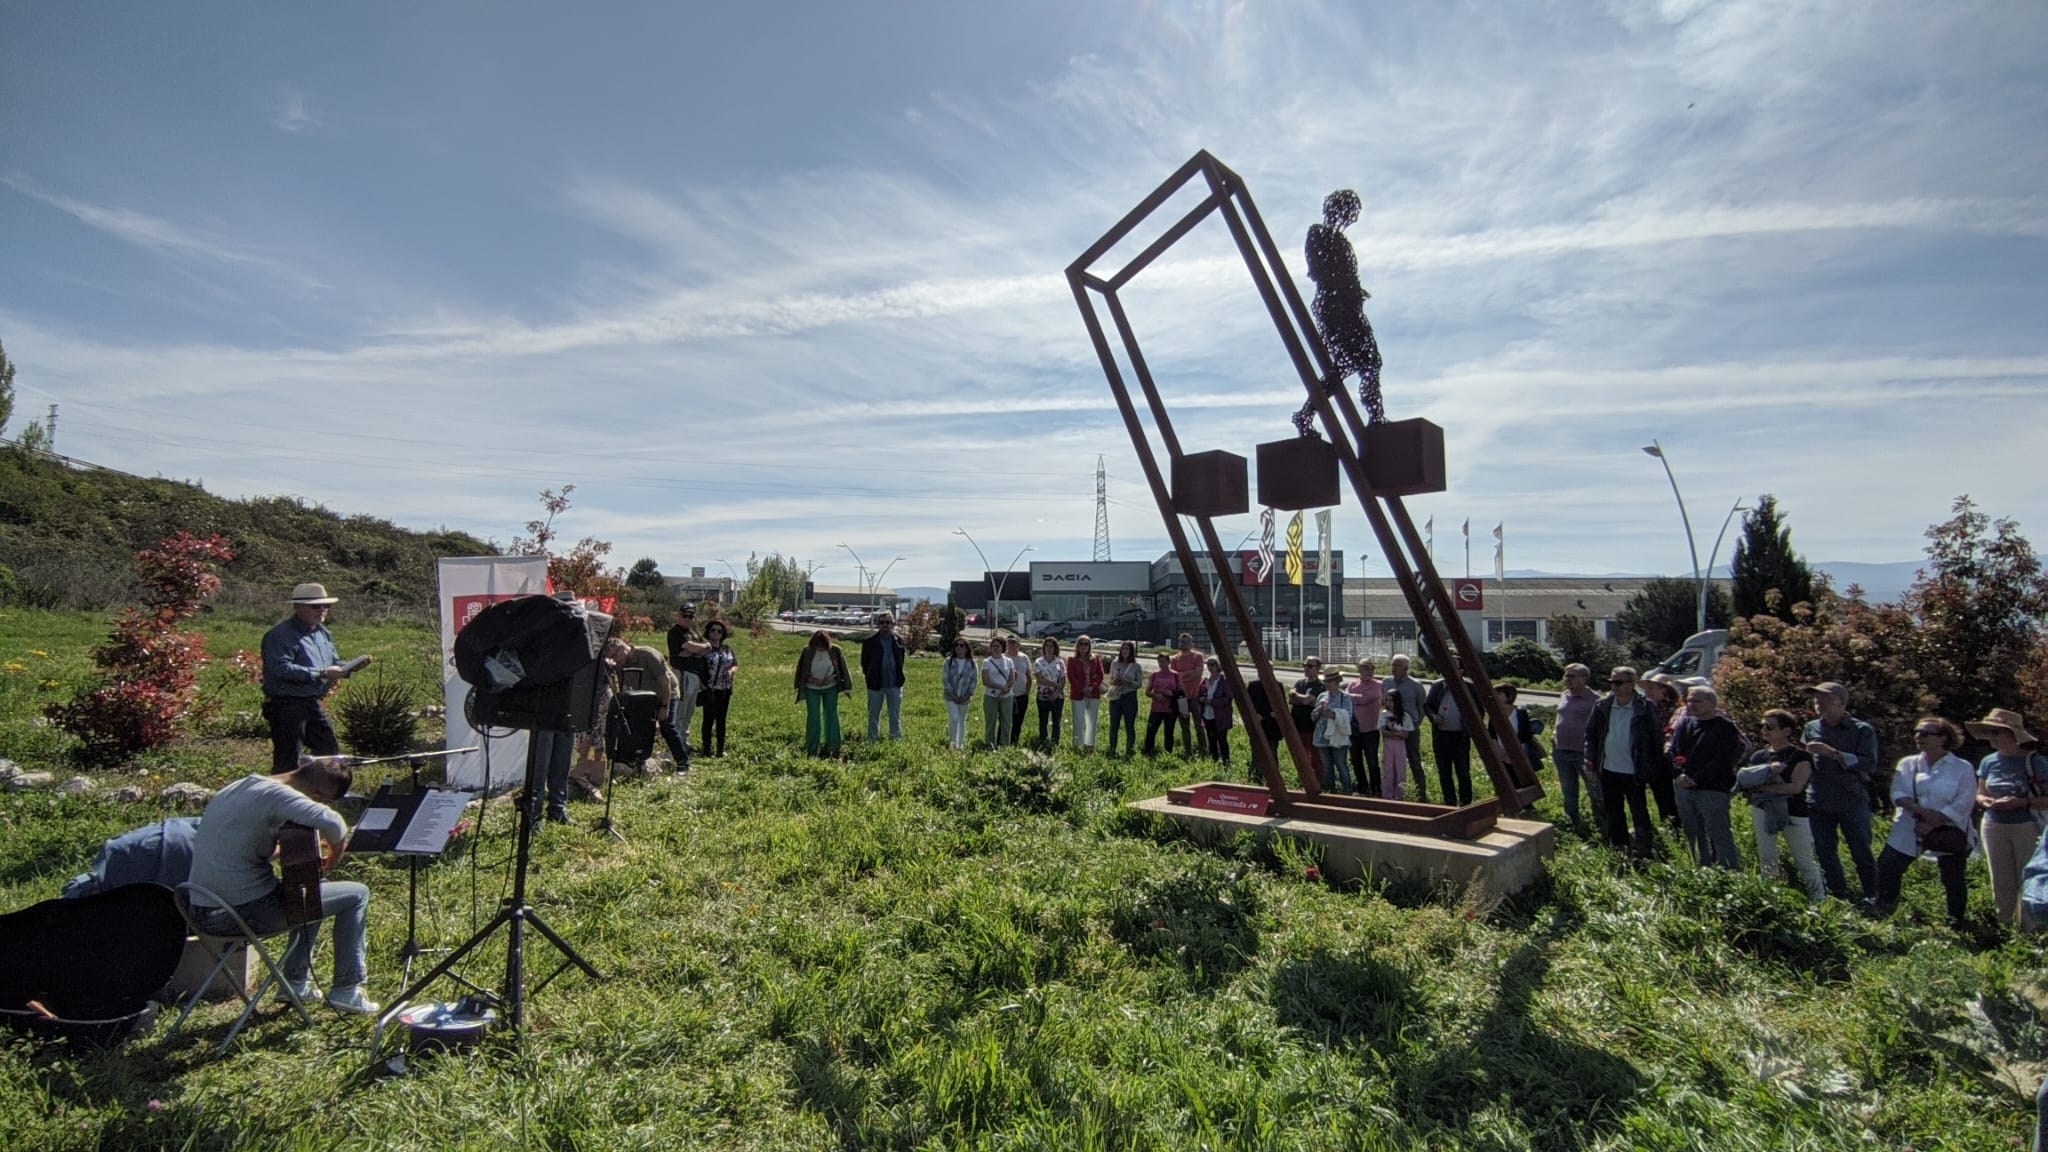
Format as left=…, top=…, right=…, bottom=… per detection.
left=1298, top=189, right=1385, bottom=432
left=1067, top=151, right=1541, bottom=836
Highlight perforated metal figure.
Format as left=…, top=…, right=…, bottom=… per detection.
left=1297, top=189, right=1385, bottom=433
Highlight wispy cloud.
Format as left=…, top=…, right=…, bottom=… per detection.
left=271, top=88, right=321, bottom=134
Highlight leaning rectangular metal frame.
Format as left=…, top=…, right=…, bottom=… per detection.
left=1067, top=150, right=1542, bottom=834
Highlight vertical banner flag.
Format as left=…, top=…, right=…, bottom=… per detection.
left=438, top=555, right=550, bottom=791
left=1493, top=523, right=1505, bottom=581
left=1254, top=507, right=1276, bottom=582
left=1285, top=511, right=1305, bottom=586
left=1314, top=510, right=1332, bottom=587
left=1425, top=515, right=1434, bottom=559
left=1462, top=517, right=1471, bottom=578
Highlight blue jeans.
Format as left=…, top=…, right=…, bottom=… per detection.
left=1552, top=749, right=1598, bottom=830
left=199, top=881, right=369, bottom=991
left=867, top=686, right=903, bottom=741
left=1674, top=786, right=1740, bottom=868
left=1319, top=744, right=1354, bottom=793
left=1810, top=801, right=1877, bottom=901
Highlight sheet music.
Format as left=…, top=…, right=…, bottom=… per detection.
left=357, top=807, right=398, bottom=832
left=397, top=789, right=473, bottom=854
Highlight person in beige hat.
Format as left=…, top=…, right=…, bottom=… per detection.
left=1968, top=708, right=2048, bottom=927
left=260, top=582, right=372, bottom=774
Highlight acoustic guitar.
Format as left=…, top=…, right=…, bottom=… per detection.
left=276, top=823, right=325, bottom=927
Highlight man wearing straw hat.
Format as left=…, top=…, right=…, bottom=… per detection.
left=260, top=582, right=373, bottom=774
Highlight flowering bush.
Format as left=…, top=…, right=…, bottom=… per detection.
left=48, top=533, right=234, bottom=766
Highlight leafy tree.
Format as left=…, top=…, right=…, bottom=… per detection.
left=0, top=339, right=14, bottom=438
left=734, top=553, right=803, bottom=626
left=1731, top=495, right=1814, bottom=621
left=938, top=593, right=966, bottom=655
left=901, top=599, right=939, bottom=654
left=1615, top=576, right=1731, bottom=665
left=507, top=484, right=625, bottom=604
left=1902, top=497, right=2048, bottom=734
left=1717, top=585, right=1930, bottom=771
left=1544, top=612, right=1630, bottom=677
left=626, top=557, right=665, bottom=591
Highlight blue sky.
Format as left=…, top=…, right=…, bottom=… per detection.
left=3, top=1, right=2044, bottom=591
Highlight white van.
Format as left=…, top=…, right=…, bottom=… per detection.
left=1651, top=629, right=1729, bottom=682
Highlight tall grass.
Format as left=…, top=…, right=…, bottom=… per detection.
left=0, top=611, right=2041, bottom=1150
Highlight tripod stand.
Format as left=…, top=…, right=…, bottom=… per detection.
left=372, top=728, right=602, bottom=1046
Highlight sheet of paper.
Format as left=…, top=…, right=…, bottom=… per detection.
left=357, top=807, right=398, bottom=832
left=397, top=789, right=474, bottom=854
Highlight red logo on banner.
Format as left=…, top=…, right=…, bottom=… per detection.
left=1188, top=784, right=1274, bottom=815
left=1452, top=579, right=1485, bottom=611
left=452, top=593, right=526, bottom=635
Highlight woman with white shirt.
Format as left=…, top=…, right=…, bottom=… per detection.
left=1871, top=716, right=1978, bottom=927
left=1034, top=638, right=1068, bottom=747
left=981, top=639, right=1016, bottom=748
left=792, top=630, right=852, bottom=757
left=941, top=637, right=979, bottom=751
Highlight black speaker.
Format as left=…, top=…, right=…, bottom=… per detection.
left=454, top=595, right=613, bottom=734
left=605, top=690, right=660, bottom=765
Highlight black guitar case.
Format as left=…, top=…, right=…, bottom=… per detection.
left=0, top=883, right=186, bottom=1048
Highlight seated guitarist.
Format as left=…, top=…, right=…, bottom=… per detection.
left=185, top=756, right=377, bottom=1015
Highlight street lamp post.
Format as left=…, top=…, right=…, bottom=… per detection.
left=711, top=558, right=741, bottom=608
left=1705, top=497, right=1748, bottom=618
left=872, top=555, right=908, bottom=608
left=954, top=529, right=1032, bottom=637
left=835, top=543, right=870, bottom=611
left=1641, top=440, right=1706, bottom=634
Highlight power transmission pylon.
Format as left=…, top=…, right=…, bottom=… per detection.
left=1092, top=455, right=1113, bottom=561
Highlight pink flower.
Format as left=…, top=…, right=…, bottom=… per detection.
left=147, top=1099, right=164, bottom=1113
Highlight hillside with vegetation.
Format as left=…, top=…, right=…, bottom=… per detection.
left=0, top=447, right=494, bottom=616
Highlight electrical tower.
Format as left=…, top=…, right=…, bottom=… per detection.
left=1092, top=455, right=1113, bottom=561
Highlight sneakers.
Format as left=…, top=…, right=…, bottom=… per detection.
left=545, top=805, right=570, bottom=824
left=324, top=986, right=380, bottom=1015
left=283, top=978, right=320, bottom=1005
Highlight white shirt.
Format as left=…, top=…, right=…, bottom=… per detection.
left=1887, top=751, right=1978, bottom=857
left=1034, top=656, right=1067, bottom=698
left=982, top=656, right=1013, bottom=698
left=1006, top=654, right=1032, bottom=698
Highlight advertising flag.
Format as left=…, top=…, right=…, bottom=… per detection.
left=1314, top=509, right=1332, bottom=587
left=1493, top=522, right=1505, bottom=581
left=1425, top=515, right=1434, bottom=558
left=1254, top=507, right=1276, bottom=582
left=1285, top=511, right=1305, bottom=586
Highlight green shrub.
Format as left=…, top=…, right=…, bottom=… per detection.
left=332, top=669, right=420, bottom=756
left=1484, top=637, right=1563, bottom=683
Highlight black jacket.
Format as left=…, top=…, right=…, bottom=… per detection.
left=859, top=632, right=907, bottom=690
left=1670, top=712, right=1743, bottom=792
left=1585, top=694, right=1666, bottom=778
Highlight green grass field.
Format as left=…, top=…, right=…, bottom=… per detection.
left=1, top=609, right=2044, bottom=1150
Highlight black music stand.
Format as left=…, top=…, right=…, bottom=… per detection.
left=370, top=728, right=602, bottom=1056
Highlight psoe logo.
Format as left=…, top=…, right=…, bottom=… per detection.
left=1039, top=573, right=1092, bottom=582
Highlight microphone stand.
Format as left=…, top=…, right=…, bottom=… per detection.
left=370, top=728, right=601, bottom=1056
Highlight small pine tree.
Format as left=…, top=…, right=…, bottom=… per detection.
left=1731, top=495, right=1815, bottom=621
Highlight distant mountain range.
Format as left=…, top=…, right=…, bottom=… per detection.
left=1498, top=561, right=1932, bottom=606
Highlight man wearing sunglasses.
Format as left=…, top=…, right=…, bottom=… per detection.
left=1585, top=666, right=1662, bottom=857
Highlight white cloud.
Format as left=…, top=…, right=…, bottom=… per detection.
left=272, top=89, right=321, bottom=134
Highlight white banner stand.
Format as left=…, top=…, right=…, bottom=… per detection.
left=437, top=556, right=550, bottom=792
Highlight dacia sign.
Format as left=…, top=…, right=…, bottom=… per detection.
left=1029, top=561, right=1151, bottom=592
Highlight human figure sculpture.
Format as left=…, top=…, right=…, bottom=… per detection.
left=1297, top=189, right=1385, bottom=433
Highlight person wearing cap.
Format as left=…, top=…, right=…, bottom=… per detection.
left=1802, top=681, right=1882, bottom=903
left=260, top=583, right=371, bottom=775
left=1585, top=666, right=1662, bottom=857
left=1969, top=709, right=2048, bottom=927
left=666, top=604, right=711, bottom=771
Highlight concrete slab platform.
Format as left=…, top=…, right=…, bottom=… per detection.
left=1131, top=796, right=1556, bottom=899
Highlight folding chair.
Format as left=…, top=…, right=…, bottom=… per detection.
left=166, top=882, right=314, bottom=1055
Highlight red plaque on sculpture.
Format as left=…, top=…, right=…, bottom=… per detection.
left=1188, top=784, right=1274, bottom=816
